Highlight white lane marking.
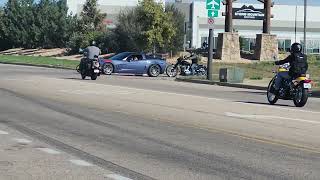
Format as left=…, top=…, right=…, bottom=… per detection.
left=106, top=174, right=133, bottom=180
left=225, top=112, right=320, bottom=125
left=233, top=101, right=320, bottom=114
left=37, top=148, right=61, bottom=154
left=69, top=159, right=93, bottom=166
left=1, top=78, right=35, bottom=82
left=0, top=130, right=9, bottom=135
left=13, top=138, right=32, bottom=144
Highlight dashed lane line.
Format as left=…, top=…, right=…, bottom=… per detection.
left=13, top=138, right=32, bottom=144
left=225, top=112, right=320, bottom=125
left=69, top=159, right=93, bottom=167
left=0, top=130, right=9, bottom=135
left=37, top=148, right=61, bottom=155
left=106, top=174, right=133, bottom=180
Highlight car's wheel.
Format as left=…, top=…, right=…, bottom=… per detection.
left=293, top=84, right=308, bottom=107
left=267, top=77, right=278, bottom=105
left=148, top=64, right=161, bottom=77
left=103, top=63, right=113, bottom=75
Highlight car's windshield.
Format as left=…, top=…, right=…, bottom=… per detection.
left=110, top=52, right=132, bottom=60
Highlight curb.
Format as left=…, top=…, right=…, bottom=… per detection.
left=0, top=61, right=75, bottom=70
left=175, top=77, right=320, bottom=98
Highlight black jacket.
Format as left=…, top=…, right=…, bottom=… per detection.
left=275, top=52, right=308, bottom=77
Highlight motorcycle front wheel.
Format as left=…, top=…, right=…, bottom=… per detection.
left=293, top=84, right=308, bottom=107
left=267, top=77, right=278, bottom=105
left=166, top=65, right=179, bottom=77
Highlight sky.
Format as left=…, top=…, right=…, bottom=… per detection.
left=0, top=0, right=320, bottom=6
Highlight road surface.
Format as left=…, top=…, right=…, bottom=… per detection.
left=0, top=64, right=320, bottom=180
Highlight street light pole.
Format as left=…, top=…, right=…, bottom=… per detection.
left=295, top=5, right=297, bottom=42
left=303, top=0, right=307, bottom=53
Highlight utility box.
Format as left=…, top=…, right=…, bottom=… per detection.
left=219, top=67, right=245, bottom=83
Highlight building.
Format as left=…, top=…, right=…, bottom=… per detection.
left=66, top=0, right=320, bottom=54
left=66, top=0, right=165, bottom=29
left=191, top=1, right=320, bottom=54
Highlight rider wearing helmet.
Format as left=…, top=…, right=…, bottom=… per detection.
left=80, top=41, right=101, bottom=72
left=84, top=41, right=101, bottom=59
left=273, top=43, right=308, bottom=94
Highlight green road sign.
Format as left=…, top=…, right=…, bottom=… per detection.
left=206, top=0, right=221, bottom=10
left=208, top=9, right=219, bottom=18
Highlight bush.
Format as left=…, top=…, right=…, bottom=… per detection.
left=249, top=75, right=263, bottom=80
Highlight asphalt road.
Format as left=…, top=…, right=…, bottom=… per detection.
left=1, top=64, right=320, bottom=180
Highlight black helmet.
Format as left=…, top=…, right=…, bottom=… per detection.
left=291, top=43, right=302, bottom=53
left=91, top=41, right=96, bottom=46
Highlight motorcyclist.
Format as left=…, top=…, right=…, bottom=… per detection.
left=80, top=41, right=101, bottom=72
left=273, top=43, right=308, bottom=94
left=84, top=41, right=101, bottom=59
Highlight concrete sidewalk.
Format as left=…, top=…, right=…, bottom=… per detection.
left=176, top=77, right=320, bottom=97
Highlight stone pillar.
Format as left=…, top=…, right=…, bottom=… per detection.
left=216, top=32, right=241, bottom=62
left=254, top=34, right=278, bottom=61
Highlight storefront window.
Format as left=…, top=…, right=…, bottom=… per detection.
left=278, top=39, right=291, bottom=52
left=200, top=37, right=218, bottom=49
left=240, top=38, right=255, bottom=52
left=304, top=40, right=320, bottom=54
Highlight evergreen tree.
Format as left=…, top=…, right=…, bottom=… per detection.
left=80, top=0, right=106, bottom=32
left=164, top=4, right=185, bottom=54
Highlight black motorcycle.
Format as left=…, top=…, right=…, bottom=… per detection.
left=267, top=67, right=312, bottom=107
left=79, top=53, right=101, bottom=80
left=166, top=53, right=207, bottom=77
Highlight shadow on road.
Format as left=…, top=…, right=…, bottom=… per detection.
left=62, top=77, right=91, bottom=81
left=235, top=101, right=292, bottom=107
left=233, top=91, right=267, bottom=96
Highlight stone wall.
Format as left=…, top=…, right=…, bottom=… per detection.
left=254, top=34, right=278, bottom=61
left=216, top=33, right=241, bottom=62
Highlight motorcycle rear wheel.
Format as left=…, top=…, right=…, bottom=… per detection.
left=91, top=73, right=98, bottom=80
left=267, top=77, right=278, bottom=105
left=81, top=70, right=86, bottom=80
left=293, top=84, right=308, bottom=107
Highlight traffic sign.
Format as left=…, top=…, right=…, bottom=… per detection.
left=206, top=0, right=221, bottom=10
left=208, top=9, right=219, bottom=18
left=208, top=18, right=215, bottom=25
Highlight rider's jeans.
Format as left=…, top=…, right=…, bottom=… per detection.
left=275, top=71, right=291, bottom=90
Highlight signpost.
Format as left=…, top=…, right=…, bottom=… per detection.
left=233, top=5, right=265, bottom=20
left=206, top=0, right=220, bottom=80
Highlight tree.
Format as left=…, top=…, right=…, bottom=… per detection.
left=0, top=8, right=8, bottom=50
left=67, top=0, right=107, bottom=54
left=163, top=4, right=185, bottom=54
left=79, top=0, right=106, bottom=32
left=2, top=0, right=37, bottom=48
left=35, top=0, right=74, bottom=48
left=136, top=0, right=176, bottom=53
left=113, top=9, right=144, bottom=52
left=1, top=0, right=76, bottom=49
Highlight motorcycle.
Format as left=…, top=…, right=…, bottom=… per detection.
left=267, top=66, right=312, bottom=107
left=79, top=53, right=101, bottom=80
left=166, top=53, right=207, bottom=77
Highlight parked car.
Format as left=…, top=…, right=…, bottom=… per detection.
left=99, top=52, right=167, bottom=77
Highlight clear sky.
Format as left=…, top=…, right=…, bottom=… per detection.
left=0, top=0, right=319, bottom=6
